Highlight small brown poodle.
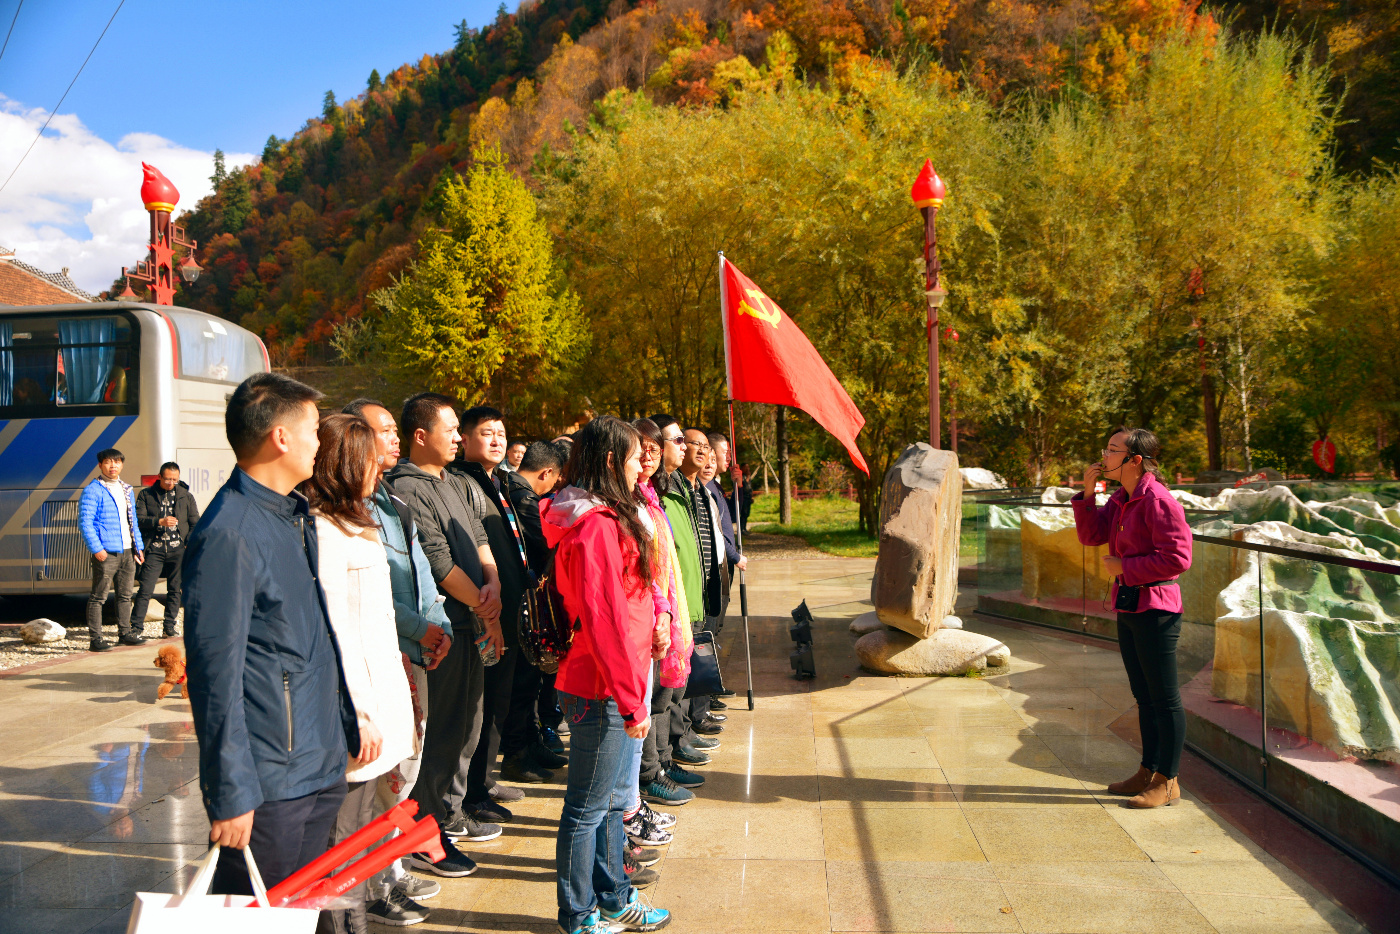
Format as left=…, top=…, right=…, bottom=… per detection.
left=153, top=644, right=187, bottom=700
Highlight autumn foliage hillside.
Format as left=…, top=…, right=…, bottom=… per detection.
left=158, top=0, right=1394, bottom=366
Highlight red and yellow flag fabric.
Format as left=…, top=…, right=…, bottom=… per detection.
left=721, top=257, right=869, bottom=475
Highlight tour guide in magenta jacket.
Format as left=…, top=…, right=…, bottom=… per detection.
left=79, top=476, right=144, bottom=555
left=1069, top=470, right=1192, bottom=614
left=182, top=467, right=360, bottom=821
left=540, top=487, right=652, bottom=727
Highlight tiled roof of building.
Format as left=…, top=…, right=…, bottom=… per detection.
left=0, top=247, right=95, bottom=305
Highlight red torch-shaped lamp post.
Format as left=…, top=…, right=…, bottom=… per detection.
left=910, top=160, right=948, bottom=448
left=120, top=163, right=200, bottom=305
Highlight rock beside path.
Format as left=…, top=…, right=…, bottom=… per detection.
left=855, top=627, right=1010, bottom=675
left=19, top=619, right=65, bottom=644
left=871, top=444, right=962, bottom=639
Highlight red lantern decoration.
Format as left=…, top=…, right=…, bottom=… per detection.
left=909, top=159, right=947, bottom=208
left=1312, top=437, right=1337, bottom=474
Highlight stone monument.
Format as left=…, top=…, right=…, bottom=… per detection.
left=855, top=443, right=1008, bottom=674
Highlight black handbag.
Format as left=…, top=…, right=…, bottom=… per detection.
left=519, top=565, right=576, bottom=675
left=1113, top=577, right=1179, bottom=612
left=683, top=631, right=726, bottom=699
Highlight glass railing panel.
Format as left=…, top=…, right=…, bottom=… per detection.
left=1182, top=533, right=1267, bottom=784
left=1257, top=550, right=1400, bottom=787
left=975, top=498, right=1107, bottom=634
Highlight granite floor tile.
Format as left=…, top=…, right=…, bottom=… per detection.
left=821, top=807, right=986, bottom=862
left=824, top=860, right=1019, bottom=932
left=649, top=858, right=830, bottom=933
left=993, top=861, right=1216, bottom=933
left=965, top=807, right=1147, bottom=862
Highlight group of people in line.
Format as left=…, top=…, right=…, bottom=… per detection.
left=73, top=366, right=1194, bottom=934
left=78, top=371, right=752, bottom=934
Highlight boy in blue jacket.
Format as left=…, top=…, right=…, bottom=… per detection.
left=79, top=448, right=145, bottom=651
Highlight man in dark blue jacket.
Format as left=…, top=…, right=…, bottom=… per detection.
left=183, top=372, right=359, bottom=894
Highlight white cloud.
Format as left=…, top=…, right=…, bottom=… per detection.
left=0, top=96, right=256, bottom=294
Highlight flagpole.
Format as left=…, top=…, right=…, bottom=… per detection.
left=719, top=251, right=755, bottom=713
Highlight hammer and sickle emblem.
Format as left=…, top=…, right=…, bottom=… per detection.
left=737, top=289, right=781, bottom=329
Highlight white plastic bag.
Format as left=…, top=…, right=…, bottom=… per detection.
left=125, top=843, right=320, bottom=934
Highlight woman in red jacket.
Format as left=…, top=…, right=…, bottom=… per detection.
left=541, top=416, right=672, bottom=934
left=1072, top=427, right=1193, bottom=809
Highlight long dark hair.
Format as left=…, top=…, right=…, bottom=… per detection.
left=567, top=416, right=652, bottom=586
left=304, top=413, right=378, bottom=534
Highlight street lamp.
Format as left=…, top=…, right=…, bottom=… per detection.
left=910, top=159, right=948, bottom=448
left=180, top=254, right=202, bottom=284
left=121, top=162, right=199, bottom=305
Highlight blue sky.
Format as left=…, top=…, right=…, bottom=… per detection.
left=2, top=0, right=502, bottom=153
left=0, top=0, right=501, bottom=290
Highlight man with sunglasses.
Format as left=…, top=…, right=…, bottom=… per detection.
left=643, top=414, right=710, bottom=794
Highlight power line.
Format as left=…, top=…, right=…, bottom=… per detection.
left=0, top=0, right=24, bottom=65
left=0, top=0, right=125, bottom=197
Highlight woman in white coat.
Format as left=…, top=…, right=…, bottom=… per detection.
left=304, top=414, right=415, bottom=934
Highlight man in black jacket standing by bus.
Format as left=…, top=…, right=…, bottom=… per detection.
left=132, top=462, right=199, bottom=639
left=183, top=372, right=360, bottom=895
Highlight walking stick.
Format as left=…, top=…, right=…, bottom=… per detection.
left=727, top=399, right=755, bottom=712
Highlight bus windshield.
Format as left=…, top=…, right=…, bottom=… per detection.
left=0, top=313, right=138, bottom=417
left=164, top=309, right=264, bottom=384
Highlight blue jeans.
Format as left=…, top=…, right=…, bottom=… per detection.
left=556, top=692, right=632, bottom=932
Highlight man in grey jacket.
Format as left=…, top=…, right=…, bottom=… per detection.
left=386, top=393, right=502, bottom=879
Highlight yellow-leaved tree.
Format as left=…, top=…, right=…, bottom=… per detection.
left=371, top=147, right=588, bottom=426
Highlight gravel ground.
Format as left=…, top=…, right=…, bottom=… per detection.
left=741, top=531, right=832, bottom=559
left=0, top=594, right=177, bottom=671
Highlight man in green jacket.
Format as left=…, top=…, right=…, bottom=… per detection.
left=638, top=414, right=709, bottom=802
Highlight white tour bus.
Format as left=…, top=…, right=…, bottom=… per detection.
left=0, top=302, right=269, bottom=595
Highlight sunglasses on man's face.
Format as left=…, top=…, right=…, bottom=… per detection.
left=664, top=436, right=685, bottom=446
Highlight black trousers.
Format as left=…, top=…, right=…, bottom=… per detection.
left=211, top=778, right=348, bottom=896
left=1117, top=608, right=1185, bottom=779
left=410, top=626, right=485, bottom=824
left=538, top=669, right=562, bottom=730
left=131, top=546, right=183, bottom=633
left=643, top=670, right=681, bottom=782
left=459, top=642, right=518, bottom=806
left=501, top=656, right=541, bottom=758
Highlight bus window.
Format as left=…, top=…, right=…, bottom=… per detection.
left=164, top=309, right=263, bottom=384
left=0, top=314, right=138, bottom=418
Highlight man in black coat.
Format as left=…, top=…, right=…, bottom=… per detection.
left=452, top=408, right=567, bottom=821
left=132, top=462, right=200, bottom=638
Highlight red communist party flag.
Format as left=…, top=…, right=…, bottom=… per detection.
left=721, top=256, right=869, bottom=474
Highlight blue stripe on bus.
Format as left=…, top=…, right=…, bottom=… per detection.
left=0, top=419, right=93, bottom=487
left=0, top=417, right=137, bottom=490
left=56, top=417, right=137, bottom=489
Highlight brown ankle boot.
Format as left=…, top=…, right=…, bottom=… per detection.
left=1106, top=766, right=1153, bottom=796
left=1128, top=773, right=1180, bottom=808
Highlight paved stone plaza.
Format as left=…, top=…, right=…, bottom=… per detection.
left=0, top=554, right=1381, bottom=933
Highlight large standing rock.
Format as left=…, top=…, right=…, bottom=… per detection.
left=871, top=444, right=961, bottom=639
left=855, top=628, right=1010, bottom=675
left=19, top=619, right=66, bottom=644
